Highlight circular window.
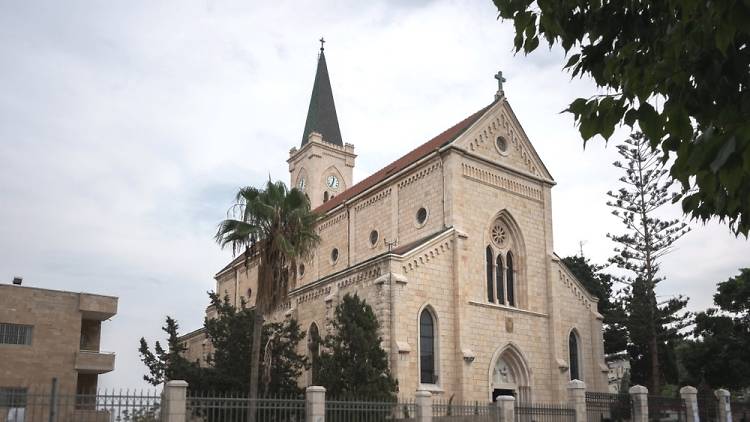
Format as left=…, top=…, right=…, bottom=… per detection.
left=491, top=221, right=509, bottom=248
left=330, top=248, right=339, bottom=264
left=416, top=207, right=428, bottom=227
left=369, top=230, right=379, bottom=246
left=299, top=264, right=305, bottom=277
left=496, top=136, right=508, bottom=154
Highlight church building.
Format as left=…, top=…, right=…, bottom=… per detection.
left=181, top=43, right=608, bottom=403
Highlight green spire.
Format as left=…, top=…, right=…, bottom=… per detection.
left=301, top=40, right=343, bottom=147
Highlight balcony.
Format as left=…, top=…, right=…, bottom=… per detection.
left=78, top=293, right=118, bottom=320
left=75, top=350, right=115, bottom=374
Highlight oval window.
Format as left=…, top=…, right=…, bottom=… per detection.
left=496, top=136, right=508, bottom=153
left=331, top=248, right=339, bottom=263
left=416, top=207, right=428, bottom=226
left=369, top=230, right=379, bottom=246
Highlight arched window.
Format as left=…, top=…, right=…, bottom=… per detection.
left=486, top=246, right=494, bottom=302
left=569, top=331, right=580, bottom=381
left=308, top=323, right=320, bottom=383
left=496, top=255, right=505, bottom=305
left=420, top=309, right=436, bottom=384
left=506, top=251, right=515, bottom=307
left=323, top=191, right=329, bottom=203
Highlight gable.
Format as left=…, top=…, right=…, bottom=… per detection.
left=453, top=99, right=554, bottom=183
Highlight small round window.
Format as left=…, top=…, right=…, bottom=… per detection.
left=496, top=136, right=508, bottom=154
left=416, top=207, right=428, bottom=226
left=369, top=230, right=379, bottom=246
left=299, top=264, right=305, bottom=277
left=330, top=248, right=339, bottom=263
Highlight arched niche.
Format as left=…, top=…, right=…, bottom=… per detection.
left=488, top=343, right=532, bottom=403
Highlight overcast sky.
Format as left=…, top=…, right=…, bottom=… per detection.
left=1, top=1, right=747, bottom=390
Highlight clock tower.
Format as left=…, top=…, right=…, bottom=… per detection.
left=288, top=41, right=355, bottom=209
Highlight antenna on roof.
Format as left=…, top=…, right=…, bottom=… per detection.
left=12, top=276, right=22, bottom=285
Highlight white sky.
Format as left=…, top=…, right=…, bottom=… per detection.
left=1, top=1, right=747, bottom=390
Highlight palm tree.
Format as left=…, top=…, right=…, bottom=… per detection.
left=215, top=179, right=319, bottom=422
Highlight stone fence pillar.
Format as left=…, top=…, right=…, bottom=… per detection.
left=715, top=389, right=732, bottom=422
left=568, top=380, right=587, bottom=422
left=415, top=390, right=432, bottom=422
left=629, top=385, right=649, bottom=422
left=306, top=386, right=326, bottom=422
left=163, top=380, right=188, bottom=422
left=680, top=386, right=699, bottom=422
left=496, top=395, right=515, bottom=422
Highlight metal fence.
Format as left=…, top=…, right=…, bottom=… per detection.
left=585, top=392, right=632, bottom=422
left=325, top=397, right=416, bottom=422
left=433, top=398, right=496, bottom=421
left=697, top=394, right=718, bottom=422
left=0, top=388, right=162, bottom=422
left=515, top=403, right=576, bottom=422
left=733, top=401, right=750, bottom=422
left=647, top=396, right=685, bottom=422
left=186, top=391, right=305, bottom=422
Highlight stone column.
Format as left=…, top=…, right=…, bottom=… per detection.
left=629, top=385, right=649, bottom=422
left=415, top=390, right=432, bottom=422
left=306, top=386, right=326, bottom=422
left=163, top=380, right=188, bottom=422
left=715, top=389, right=732, bottom=422
left=568, top=380, right=587, bottom=422
left=680, top=386, right=699, bottom=422
left=496, top=395, right=515, bottom=422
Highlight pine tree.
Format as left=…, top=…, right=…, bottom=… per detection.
left=606, top=132, right=691, bottom=393
left=316, top=293, right=398, bottom=400
left=138, top=317, right=205, bottom=388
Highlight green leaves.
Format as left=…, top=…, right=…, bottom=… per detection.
left=493, top=0, right=750, bottom=236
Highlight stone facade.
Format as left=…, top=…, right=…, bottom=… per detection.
left=184, top=89, right=608, bottom=402
left=0, top=283, right=117, bottom=398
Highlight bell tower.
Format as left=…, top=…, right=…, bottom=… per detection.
left=288, top=39, right=355, bottom=209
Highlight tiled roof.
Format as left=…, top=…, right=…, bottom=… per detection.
left=314, top=102, right=494, bottom=214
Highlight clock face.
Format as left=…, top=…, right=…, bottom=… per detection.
left=326, top=175, right=340, bottom=189
left=297, top=177, right=306, bottom=191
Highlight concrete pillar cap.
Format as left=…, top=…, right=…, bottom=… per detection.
left=629, top=385, right=649, bottom=394
left=415, top=390, right=432, bottom=398
left=715, top=389, right=730, bottom=398
left=306, top=386, right=326, bottom=393
left=679, top=386, right=698, bottom=395
left=165, top=380, right=188, bottom=387
left=568, top=380, right=586, bottom=389
left=497, top=396, right=516, bottom=402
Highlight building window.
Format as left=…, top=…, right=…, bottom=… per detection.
left=569, top=331, right=580, bottom=381
left=0, top=387, right=27, bottom=407
left=0, top=323, right=33, bottom=345
left=416, top=207, right=428, bottom=227
left=323, top=191, right=329, bottom=203
left=506, top=252, right=515, bottom=307
left=246, top=288, right=252, bottom=300
left=486, top=246, right=494, bottom=302
left=299, top=264, right=305, bottom=277
left=369, top=230, right=379, bottom=246
left=496, top=255, right=505, bottom=305
left=308, top=323, right=320, bottom=384
left=419, top=309, right=437, bottom=384
left=330, top=248, right=339, bottom=264
left=495, top=136, right=509, bottom=154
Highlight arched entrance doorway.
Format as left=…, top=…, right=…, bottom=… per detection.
left=489, top=344, right=531, bottom=403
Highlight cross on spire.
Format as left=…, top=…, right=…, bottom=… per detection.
left=495, top=70, right=506, bottom=100
left=319, top=37, right=325, bottom=52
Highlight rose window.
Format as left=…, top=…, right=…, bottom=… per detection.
left=491, top=222, right=509, bottom=248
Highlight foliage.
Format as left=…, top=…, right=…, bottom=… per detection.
left=139, top=292, right=308, bottom=395
left=680, top=268, right=750, bottom=390
left=214, top=179, right=319, bottom=416
left=138, top=317, right=205, bottom=388
left=316, top=293, right=398, bottom=401
left=562, top=255, right=627, bottom=355
left=605, top=132, right=691, bottom=393
left=493, top=0, right=750, bottom=235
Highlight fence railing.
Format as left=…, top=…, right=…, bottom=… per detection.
left=186, top=391, right=305, bottom=422
left=732, top=401, right=749, bottom=422
left=433, top=398, right=497, bottom=421
left=516, top=403, right=576, bottom=422
left=647, top=395, right=685, bottom=422
left=585, top=392, right=632, bottom=422
left=698, top=394, right=719, bottom=422
left=0, top=388, right=162, bottom=422
left=325, top=397, right=416, bottom=422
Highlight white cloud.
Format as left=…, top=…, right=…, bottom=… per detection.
left=0, top=0, right=747, bottom=389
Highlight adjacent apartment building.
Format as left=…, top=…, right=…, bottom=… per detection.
left=0, top=279, right=118, bottom=404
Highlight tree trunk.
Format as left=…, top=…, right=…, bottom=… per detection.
left=649, top=292, right=660, bottom=394
left=248, top=311, right=264, bottom=422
